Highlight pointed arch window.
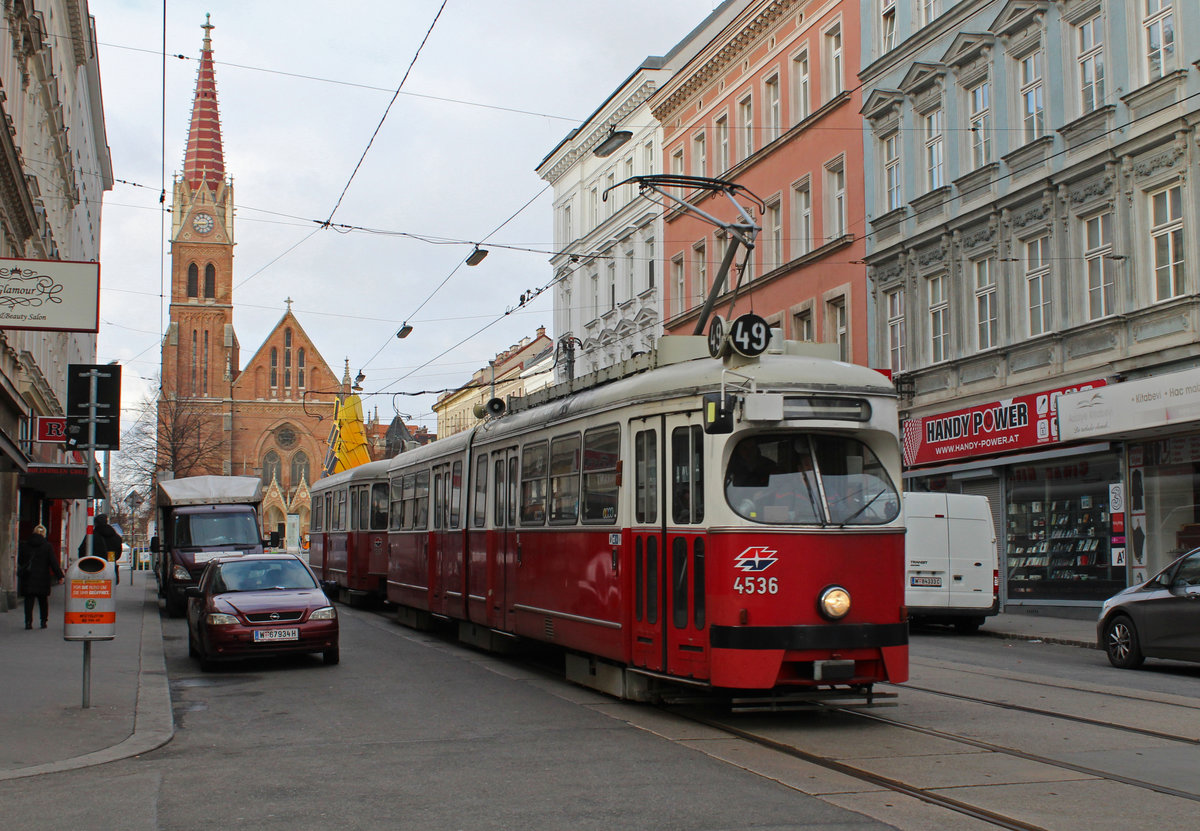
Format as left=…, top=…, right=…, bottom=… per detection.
left=187, top=263, right=198, bottom=297
left=270, top=347, right=278, bottom=389
left=298, top=348, right=306, bottom=389
left=262, top=451, right=282, bottom=487
left=204, top=264, right=216, bottom=298
left=203, top=330, right=210, bottom=396
left=291, top=452, right=310, bottom=490
left=191, top=330, right=198, bottom=393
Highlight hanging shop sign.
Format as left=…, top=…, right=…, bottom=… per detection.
left=0, top=258, right=100, bottom=333
left=902, top=379, right=1107, bottom=468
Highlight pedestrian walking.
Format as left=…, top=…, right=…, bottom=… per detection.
left=17, top=524, right=64, bottom=629
left=80, top=514, right=124, bottom=585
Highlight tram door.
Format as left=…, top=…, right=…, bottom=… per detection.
left=492, top=446, right=520, bottom=632
left=629, top=412, right=708, bottom=677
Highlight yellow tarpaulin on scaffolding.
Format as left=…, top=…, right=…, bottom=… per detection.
left=324, top=394, right=372, bottom=474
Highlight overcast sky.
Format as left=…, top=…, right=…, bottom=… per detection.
left=92, top=0, right=722, bottom=434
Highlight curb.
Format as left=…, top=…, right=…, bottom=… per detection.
left=978, top=628, right=1097, bottom=650
left=0, top=578, right=175, bottom=781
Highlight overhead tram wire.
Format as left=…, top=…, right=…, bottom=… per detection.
left=322, top=0, right=447, bottom=228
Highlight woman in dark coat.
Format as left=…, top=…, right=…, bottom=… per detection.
left=17, top=524, right=64, bottom=629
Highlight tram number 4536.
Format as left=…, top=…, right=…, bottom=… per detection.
left=734, top=576, right=779, bottom=595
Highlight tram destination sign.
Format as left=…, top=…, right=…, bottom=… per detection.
left=0, top=258, right=100, bottom=332
left=902, top=379, right=1106, bottom=468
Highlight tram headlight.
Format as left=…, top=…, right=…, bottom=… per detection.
left=818, top=586, right=851, bottom=620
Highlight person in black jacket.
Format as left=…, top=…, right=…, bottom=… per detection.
left=80, top=514, right=124, bottom=584
left=17, top=524, right=64, bottom=629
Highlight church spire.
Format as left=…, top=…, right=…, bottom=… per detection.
left=183, top=14, right=225, bottom=192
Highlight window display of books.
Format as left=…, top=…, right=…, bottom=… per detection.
left=1007, top=493, right=1110, bottom=582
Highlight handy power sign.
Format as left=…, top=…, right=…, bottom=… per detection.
left=902, top=380, right=1106, bottom=467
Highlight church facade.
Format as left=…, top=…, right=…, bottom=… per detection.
left=159, top=18, right=344, bottom=538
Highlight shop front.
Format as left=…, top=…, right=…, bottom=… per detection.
left=903, top=378, right=1124, bottom=613
left=1059, top=364, right=1200, bottom=588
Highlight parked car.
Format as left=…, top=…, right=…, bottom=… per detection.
left=186, top=552, right=339, bottom=670
left=1097, top=548, right=1200, bottom=669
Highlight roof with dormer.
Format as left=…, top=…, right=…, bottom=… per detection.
left=183, top=15, right=226, bottom=192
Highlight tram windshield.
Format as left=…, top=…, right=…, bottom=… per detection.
left=725, top=434, right=900, bottom=526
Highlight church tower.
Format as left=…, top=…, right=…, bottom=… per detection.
left=163, top=15, right=239, bottom=404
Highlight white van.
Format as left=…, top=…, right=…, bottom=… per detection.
left=904, top=492, right=1000, bottom=632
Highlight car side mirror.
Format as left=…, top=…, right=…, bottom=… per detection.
left=184, top=586, right=203, bottom=598
left=150, top=536, right=160, bottom=553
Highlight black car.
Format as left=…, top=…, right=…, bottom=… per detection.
left=1098, top=548, right=1200, bottom=669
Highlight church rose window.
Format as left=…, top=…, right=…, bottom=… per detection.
left=276, top=426, right=297, bottom=449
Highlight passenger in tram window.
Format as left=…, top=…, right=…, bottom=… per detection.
left=727, top=438, right=778, bottom=488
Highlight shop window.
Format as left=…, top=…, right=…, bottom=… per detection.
left=1006, top=454, right=1123, bottom=601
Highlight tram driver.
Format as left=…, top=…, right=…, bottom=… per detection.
left=726, top=436, right=821, bottom=524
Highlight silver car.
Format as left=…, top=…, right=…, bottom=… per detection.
left=1098, top=549, right=1200, bottom=669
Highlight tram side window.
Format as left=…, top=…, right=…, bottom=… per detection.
left=311, top=496, right=322, bottom=532
left=350, top=487, right=360, bottom=531
left=358, top=486, right=372, bottom=531
left=473, top=455, right=489, bottom=528
left=324, top=494, right=333, bottom=532
left=520, top=441, right=548, bottom=525
left=414, top=470, right=430, bottom=529
left=493, top=458, right=506, bottom=527
left=335, top=490, right=347, bottom=531
left=450, top=461, right=463, bottom=529
left=433, top=472, right=445, bottom=529
left=635, top=429, right=658, bottom=524
left=672, top=425, right=705, bottom=525
left=549, top=434, right=581, bottom=524
left=672, top=537, right=688, bottom=629
left=390, top=478, right=404, bottom=530
left=401, top=474, right=416, bottom=530
left=583, top=425, right=620, bottom=524
left=371, top=483, right=389, bottom=531
left=508, top=457, right=518, bottom=527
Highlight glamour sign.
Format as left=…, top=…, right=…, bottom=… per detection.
left=903, top=380, right=1107, bottom=467
left=0, top=258, right=100, bottom=332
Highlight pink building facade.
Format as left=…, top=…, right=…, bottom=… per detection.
left=651, top=0, right=868, bottom=364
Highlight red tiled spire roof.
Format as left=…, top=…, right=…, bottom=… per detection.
left=183, top=14, right=225, bottom=191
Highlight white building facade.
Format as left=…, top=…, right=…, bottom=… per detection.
left=0, top=0, right=112, bottom=611
left=860, top=0, right=1200, bottom=613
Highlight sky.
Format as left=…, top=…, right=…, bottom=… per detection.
left=92, top=0, right=724, bottom=436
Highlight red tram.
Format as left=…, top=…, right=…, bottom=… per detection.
left=310, top=337, right=908, bottom=700
left=309, top=459, right=391, bottom=604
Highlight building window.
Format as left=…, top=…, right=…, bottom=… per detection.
left=829, top=297, right=848, bottom=361
left=924, top=107, right=944, bottom=190
left=190, top=330, right=197, bottom=394
left=203, top=330, right=209, bottom=395
left=186, top=263, right=198, bottom=297
left=270, top=347, right=278, bottom=388
left=764, top=74, right=780, bottom=142
left=792, top=50, right=810, bottom=121
left=692, top=131, right=706, bottom=177
left=625, top=249, right=635, bottom=301
left=886, top=288, right=905, bottom=372
left=928, top=274, right=949, bottom=363
left=824, top=24, right=843, bottom=97
left=692, top=240, right=707, bottom=305
left=1026, top=235, right=1051, bottom=336
left=1151, top=184, right=1184, bottom=300
left=643, top=140, right=655, bottom=175
left=607, top=262, right=616, bottom=311
left=561, top=203, right=573, bottom=244
left=291, top=452, right=310, bottom=489
left=881, top=0, right=897, bottom=53
left=974, top=257, right=997, bottom=350
left=884, top=133, right=901, bottom=211
left=1077, top=14, right=1105, bottom=114
left=793, top=180, right=812, bottom=256
left=738, top=95, right=754, bottom=159
left=605, top=172, right=616, bottom=218
left=1020, top=50, right=1045, bottom=143
left=590, top=272, right=599, bottom=319
left=793, top=307, right=813, bottom=341
left=921, top=0, right=941, bottom=25
left=715, top=115, right=729, bottom=174
left=826, top=160, right=846, bottom=241
left=1144, top=0, right=1176, bottom=82
left=298, top=348, right=306, bottom=389
left=968, top=81, right=991, bottom=169
left=646, top=238, right=655, bottom=289
left=765, top=199, right=782, bottom=271
left=204, top=264, right=216, bottom=298
left=1083, top=213, right=1115, bottom=319
left=672, top=256, right=685, bottom=315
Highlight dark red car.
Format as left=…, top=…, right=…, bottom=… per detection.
left=186, top=552, right=339, bottom=670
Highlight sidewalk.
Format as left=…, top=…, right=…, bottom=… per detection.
left=978, top=609, right=1098, bottom=649
left=0, top=572, right=1095, bottom=781
left=0, top=569, right=173, bottom=781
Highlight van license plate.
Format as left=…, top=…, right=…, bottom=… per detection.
left=910, top=576, right=942, bottom=587
left=254, top=628, right=298, bottom=642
